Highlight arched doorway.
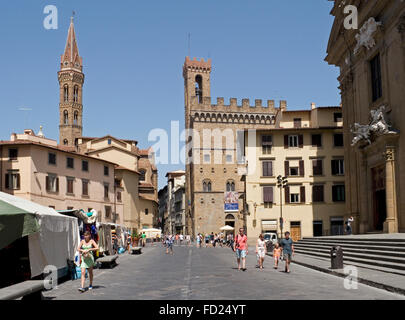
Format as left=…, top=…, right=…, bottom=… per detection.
left=225, top=214, right=235, bottom=229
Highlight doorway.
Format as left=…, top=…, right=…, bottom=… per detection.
left=374, top=190, right=387, bottom=231
left=290, top=221, right=301, bottom=242
left=313, top=221, right=323, bottom=237
left=330, top=218, right=344, bottom=235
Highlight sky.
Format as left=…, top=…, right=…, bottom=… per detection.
left=0, top=0, right=340, bottom=189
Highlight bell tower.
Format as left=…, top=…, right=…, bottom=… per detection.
left=58, top=16, right=84, bottom=147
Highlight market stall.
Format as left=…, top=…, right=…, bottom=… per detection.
left=0, top=192, right=80, bottom=279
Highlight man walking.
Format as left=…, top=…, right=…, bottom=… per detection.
left=346, top=216, right=354, bottom=235
left=233, top=228, right=248, bottom=271
left=280, top=231, right=294, bottom=273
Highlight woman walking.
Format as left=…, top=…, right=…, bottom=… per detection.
left=77, top=231, right=99, bottom=292
left=255, top=234, right=267, bottom=270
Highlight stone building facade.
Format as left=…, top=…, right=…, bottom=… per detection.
left=244, top=105, right=345, bottom=244
left=183, top=57, right=286, bottom=237
left=326, top=0, right=405, bottom=233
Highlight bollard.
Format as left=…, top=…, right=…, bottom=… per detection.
left=330, top=246, right=344, bottom=269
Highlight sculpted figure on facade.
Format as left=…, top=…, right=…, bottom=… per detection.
left=354, top=17, right=382, bottom=54
left=351, top=105, right=397, bottom=146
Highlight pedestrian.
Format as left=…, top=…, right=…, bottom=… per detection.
left=180, top=234, right=184, bottom=245
left=205, top=234, right=209, bottom=247
left=273, top=242, right=282, bottom=269
left=280, top=231, right=295, bottom=273
left=77, top=231, right=99, bottom=292
left=233, top=228, right=248, bottom=271
left=112, top=231, right=118, bottom=255
left=210, top=232, right=215, bottom=247
left=346, top=216, right=354, bottom=235
left=166, top=235, right=174, bottom=254
left=255, top=234, right=267, bottom=270
left=141, top=232, right=146, bottom=247
left=196, top=233, right=201, bottom=248
left=127, top=234, right=132, bottom=254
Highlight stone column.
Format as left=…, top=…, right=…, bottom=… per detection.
left=358, top=152, right=369, bottom=234
left=384, top=146, right=399, bottom=233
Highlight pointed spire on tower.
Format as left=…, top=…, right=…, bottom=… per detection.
left=60, top=15, right=82, bottom=71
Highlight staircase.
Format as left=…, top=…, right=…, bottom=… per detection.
left=294, top=236, right=405, bottom=275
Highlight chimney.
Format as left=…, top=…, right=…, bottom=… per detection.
left=311, top=102, right=316, bottom=110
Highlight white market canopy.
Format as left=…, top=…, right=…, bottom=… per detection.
left=220, top=225, right=235, bottom=231
left=0, top=192, right=80, bottom=277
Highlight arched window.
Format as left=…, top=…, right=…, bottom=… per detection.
left=226, top=180, right=235, bottom=192
left=139, top=170, right=146, bottom=181
left=195, top=75, right=203, bottom=103
left=64, top=85, right=69, bottom=102
left=203, top=180, right=212, bottom=192
left=225, top=214, right=235, bottom=220
left=63, top=139, right=68, bottom=145
left=63, top=110, right=68, bottom=125
left=73, top=111, right=78, bottom=125
left=73, top=85, right=79, bottom=103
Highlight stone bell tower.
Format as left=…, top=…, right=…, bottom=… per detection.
left=58, top=16, right=84, bottom=146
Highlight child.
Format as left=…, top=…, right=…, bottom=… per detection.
left=273, top=242, right=282, bottom=269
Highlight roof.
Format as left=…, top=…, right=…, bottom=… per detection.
left=139, top=182, right=154, bottom=189
left=115, top=165, right=140, bottom=175
left=60, top=17, right=82, bottom=71
left=0, top=140, right=118, bottom=166
left=165, top=170, right=186, bottom=178
left=139, top=194, right=158, bottom=204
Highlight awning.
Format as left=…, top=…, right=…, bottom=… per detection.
left=0, top=196, right=40, bottom=250
left=261, top=220, right=278, bottom=231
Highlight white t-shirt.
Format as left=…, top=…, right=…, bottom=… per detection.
left=180, top=235, right=184, bottom=240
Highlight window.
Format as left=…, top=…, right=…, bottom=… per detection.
left=73, top=111, right=78, bottom=125
left=67, top=157, right=74, bottom=169
left=311, top=134, right=322, bottom=147
left=226, top=181, right=235, bottom=192
left=290, top=193, right=299, bottom=203
left=82, top=179, right=89, bottom=196
left=139, top=170, right=146, bottom=181
left=82, top=160, right=89, bottom=172
left=293, top=118, right=302, bottom=128
left=312, top=159, right=323, bottom=176
left=334, top=112, right=343, bottom=122
left=108, top=139, right=111, bottom=145
left=104, top=166, right=109, bottom=176
left=204, top=154, right=210, bottom=163
left=263, top=186, right=273, bottom=205
left=334, top=134, right=344, bottom=147
left=46, top=175, right=59, bottom=193
left=195, top=75, right=203, bottom=103
left=262, top=161, right=273, bottom=177
left=288, top=135, right=299, bottom=147
left=312, top=185, right=324, bottom=202
left=226, top=154, right=233, bottom=163
left=104, top=184, right=109, bottom=199
left=63, top=139, right=68, bottom=145
left=290, top=167, right=299, bottom=176
left=73, top=85, right=79, bottom=103
left=370, top=53, right=382, bottom=102
left=64, top=85, right=69, bottom=102
left=261, top=135, right=272, bottom=154
left=203, top=180, right=212, bottom=192
left=117, top=191, right=122, bottom=201
left=332, top=185, right=345, bottom=202
left=63, top=110, right=68, bottom=125
left=8, top=149, right=18, bottom=160
left=105, top=206, right=111, bottom=218
left=66, top=177, right=74, bottom=194
left=48, top=153, right=56, bottom=165
left=145, top=208, right=149, bottom=215
left=331, top=159, right=344, bottom=175
left=5, top=170, right=20, bottom=190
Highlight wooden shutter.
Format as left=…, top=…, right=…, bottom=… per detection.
left=262, top=162, right=267, bottom=177
left=285, top=186, right=290, bottom=204
left=269, top=161, right=273, bottom=176
left=46, top=176, right=50, bottom=191
left=56, top=177, right=59, bottom=192
left=284, top=135, right=289, bottom=149
left=263, top=186, right=273, bottom=203
left=5, top=174, right=9, bottom=189
left=331, top=160, right=337, bottom=175
left=299, top=135, right=304, bottom=148
left=313, top=159, right=323, bottom=175
left=300, top=186, right=306, bottom=203
left=285, top=161, right=289, bottom=176
left=313, top=185, right=324, bottom=202
left=299, top=160, right=305, bottom=176
left=16, top=174, right=20, bottom=189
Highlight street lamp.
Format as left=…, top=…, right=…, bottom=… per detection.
left=276, top=175, right=288, bottom=240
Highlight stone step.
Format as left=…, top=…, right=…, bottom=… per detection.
left=302, top=237, right=405, bottom=243
left=294, top=245, right=405, bottom=264
left=294, top=249, right=405, bottom=271
left=294, top=243, right=405, bottom=257
left=298, top=239, right=405, bottom=247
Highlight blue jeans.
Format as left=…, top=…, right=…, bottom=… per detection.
left=236, top=249, right=246, bottom=259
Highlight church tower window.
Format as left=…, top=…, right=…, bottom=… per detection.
left=73, top=85, right=79, bottom=103
left=64, top=110, right=69, bottom=125
left=74, top=111, right=78, bottom=125
left=195, top=75, right=203, bottom=103
left=64, top=85, right=69, bottom=102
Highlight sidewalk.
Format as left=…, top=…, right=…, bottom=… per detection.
left=266, top=252, right=405, bottom=296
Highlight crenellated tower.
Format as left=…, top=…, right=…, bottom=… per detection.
left=58, top=17, right=84, bottom=146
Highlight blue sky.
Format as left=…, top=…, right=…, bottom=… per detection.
left=0, top=0, right=339, bottom=189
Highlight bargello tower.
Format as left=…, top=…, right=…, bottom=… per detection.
left=58, top=17, right=84, bottom=146
left=183, top=57, right=283, bottom=237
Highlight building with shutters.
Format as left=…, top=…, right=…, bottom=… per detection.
left=244, top=104, right=345, bottom=244
left=0, top=129, right=123, bottom=225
